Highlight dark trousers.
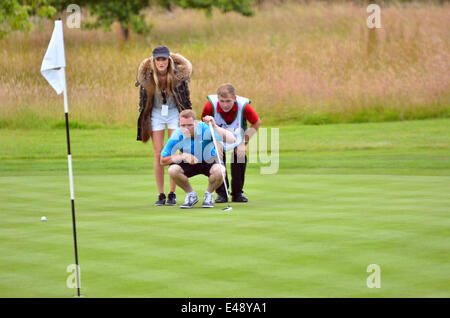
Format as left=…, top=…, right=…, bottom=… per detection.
left=216, top=149, right=247, bottom=198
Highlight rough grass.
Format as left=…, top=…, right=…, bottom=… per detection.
left=0, top=2, right=449, bottom=129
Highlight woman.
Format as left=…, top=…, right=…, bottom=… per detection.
left=135, top=46, right=193, bottom=206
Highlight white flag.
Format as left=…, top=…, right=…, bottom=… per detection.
left=41, top=20, right=66, bottom=95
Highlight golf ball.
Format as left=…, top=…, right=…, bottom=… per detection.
left=41, top=216, right=47, bottom=222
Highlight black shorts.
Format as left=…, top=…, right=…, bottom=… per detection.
left=171, top=162, right=223, bottom=178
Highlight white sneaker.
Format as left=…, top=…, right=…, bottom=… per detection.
left=180, top=192, right=198, bottom=209
left=202, top=191, right=214, bottom=208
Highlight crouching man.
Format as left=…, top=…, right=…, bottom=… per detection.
left=160, top=109, right=236, bottom=208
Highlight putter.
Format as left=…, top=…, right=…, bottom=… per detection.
left=209, top=123, right=233, bottom=211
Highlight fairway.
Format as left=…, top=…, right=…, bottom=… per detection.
left=0, top=119, right=449, bottom=297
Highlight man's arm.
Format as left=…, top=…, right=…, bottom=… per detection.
left=160, top=132, right=199, bottom=166
left=235, top=104, right=261, bottom=158
left=243, top=104, right=261, bottom=144
left=233, top=119, right=261, bottom=158
left=244, top=118, right=261, bottom=144
left=201, top=101, right=213, bottom=119
left=202, top=115, right=236, bottom=144
left=161, top=152, right=181, bottom=166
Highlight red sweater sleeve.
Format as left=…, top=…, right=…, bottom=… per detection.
left=243, top=103, right=260, bottom=125
left=201, top=101, right=213, bottom=120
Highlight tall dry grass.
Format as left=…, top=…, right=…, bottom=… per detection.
left=0, top=1, right=449, bottom=128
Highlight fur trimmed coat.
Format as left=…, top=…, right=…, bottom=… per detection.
left=135, top=53, right=193, bottom=142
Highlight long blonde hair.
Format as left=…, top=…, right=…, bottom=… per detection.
left=151, top=56, right=176, bottom=99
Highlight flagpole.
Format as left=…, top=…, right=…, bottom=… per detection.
left=61, top=65, right=81, bottom=298
left=41, top=20, right=82, bottom=297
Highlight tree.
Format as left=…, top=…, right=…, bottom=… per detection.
left=1, top=0, right=254, bottom=41
left=85, top=0, right=254, bottom=41
left=0, top=0, right=56, bottom=38
left=83, top=0, right=152, bottom=41
left=174, top=0, right=253, bottom=17
left=52, top=0, right=254, bottom=41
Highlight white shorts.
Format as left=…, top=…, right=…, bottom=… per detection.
left=151, top=106, right=179, bottom=131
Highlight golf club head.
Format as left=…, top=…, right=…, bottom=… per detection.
left=222, top=206, right=233, bottom=211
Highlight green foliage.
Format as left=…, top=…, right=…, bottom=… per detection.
left=49, top=0, right=252, bottom=40
left=84, top=0, right=152, bottom=36
left=2, top=0, right=253, bottom=40
left=156, top=0, right=174, bottom=11
left=174, top=0, right=253, bottom=16
left=83, top=0, right=253, bottom=39
left=0, top=0, right=56, bottom=38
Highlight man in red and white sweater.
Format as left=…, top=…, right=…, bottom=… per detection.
left=201, top=83, right=261, bottom=203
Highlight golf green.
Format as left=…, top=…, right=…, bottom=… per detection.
left=0, top=119, right=449, bottom=297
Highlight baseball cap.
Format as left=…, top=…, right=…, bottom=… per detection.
left=152, top=46, right=170, bottom=59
